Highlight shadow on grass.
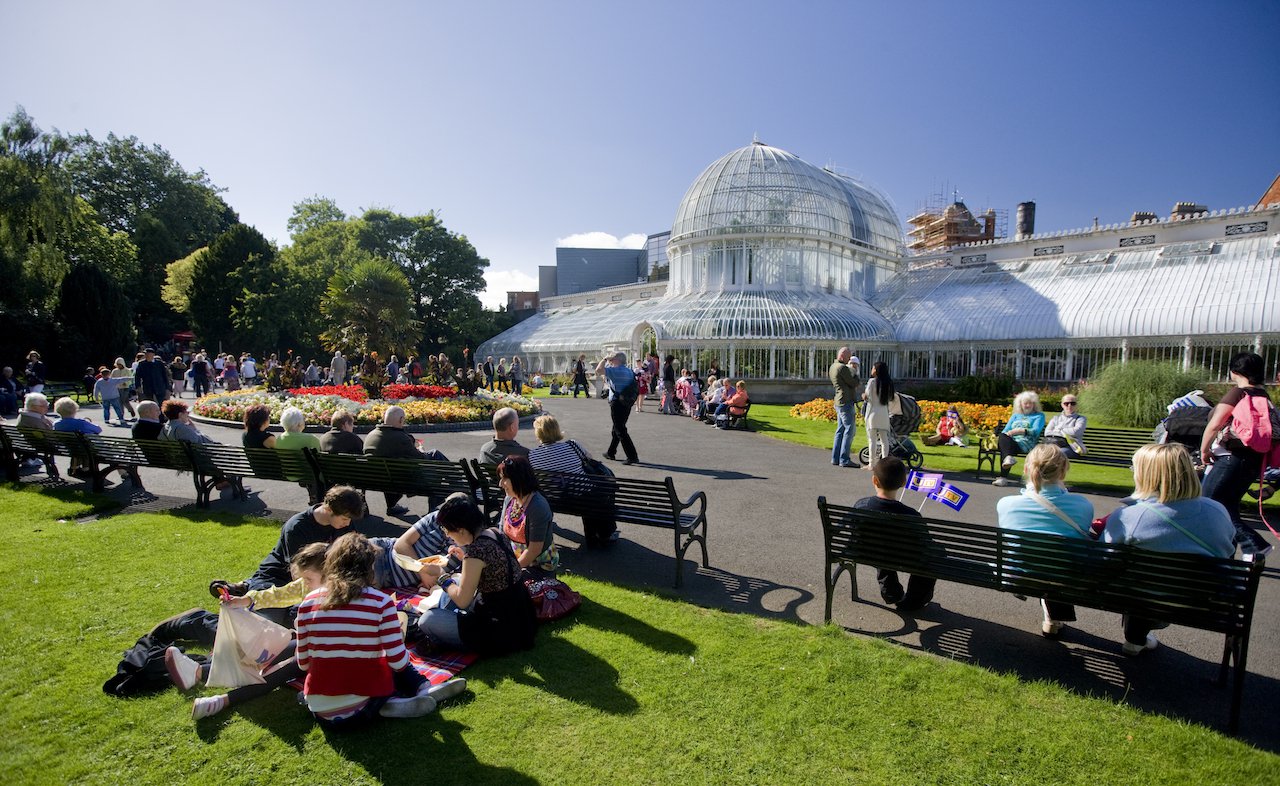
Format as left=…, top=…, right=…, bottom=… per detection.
left=838, top=597, right=1280, bottom=751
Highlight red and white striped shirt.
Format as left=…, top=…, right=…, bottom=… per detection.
left=295, top=586, right=408, bottom=713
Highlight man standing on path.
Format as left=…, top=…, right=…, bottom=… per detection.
left=134, top=348, right=171, bottom=403
left=597, top=351, right=639, bottom=465
left=331, top=350, right=347, bottom=384
left=830, top=347, right=862, bottom=468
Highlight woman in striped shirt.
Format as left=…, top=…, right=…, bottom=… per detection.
left=295, top=533, right=435, bottom=727
left=528, top=415, right=618, bottom=546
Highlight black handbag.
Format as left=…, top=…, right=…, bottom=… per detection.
left=570, top=440, right=614, bottom=477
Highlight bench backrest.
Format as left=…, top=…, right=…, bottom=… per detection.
left=9, top=426, right=92, bottom=460
left=469, top=460, right=682, bottom=527
left=818, top=498, right=1260, bottom=636
left=1075, top=426, right=1152, bottom=462
left=309, top=451, right=474, bottom=499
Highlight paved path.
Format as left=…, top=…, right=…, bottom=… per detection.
left=11, top=398, right=1279, bottom=748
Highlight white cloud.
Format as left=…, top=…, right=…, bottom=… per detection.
left=555, top=231, right=647, bottom=249
left=481, top=268, right=539, bottom=310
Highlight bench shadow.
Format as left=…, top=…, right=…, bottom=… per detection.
left=837, top=596, right=1280, bottom=751
left=633, top=461, right=768, bottom=481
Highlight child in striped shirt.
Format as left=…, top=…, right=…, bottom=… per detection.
left=295, top=533, right=435, bottom=727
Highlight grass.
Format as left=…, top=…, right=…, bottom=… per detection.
left=0, top=484, right=1275, bottom=785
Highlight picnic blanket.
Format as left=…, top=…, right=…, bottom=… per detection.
left=390, top=587, right=479, bottom=685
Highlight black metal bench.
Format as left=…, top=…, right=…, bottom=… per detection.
left=976, top=423, right=1152, bottom=476
left=817, top=497, right=1262, bottom=732
left=181, top=443, right=323, bottom=507
left=469, top=460, right=709, bottom=588
left=1, top=425, right=71, bottom=481
left=305, top=451, right=478, bottom=512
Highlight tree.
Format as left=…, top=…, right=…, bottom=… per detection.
left=189, top=224, right=274, bottom=350
left=55, top=263, right=134, bottom=371
left=161, top=247, right=205, bottom=316
left=64, top=132, right=238, bottom=333
left=353, top=209, right=489, bottom=357
left=320, top=257, right=420, bottom=357
left=286, top=196, right=346, bottom=237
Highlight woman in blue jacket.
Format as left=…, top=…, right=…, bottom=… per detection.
left=993, top=390, right=1046, bottom=487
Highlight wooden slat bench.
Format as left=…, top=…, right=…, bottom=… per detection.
left=305, top=451, right=478, bottom=512
left=184, top=443, right=324, bottom=507
left=469, top=460, right=709, bottom=588
left=817, top=497, right=1262, bottom=732
left=1, top=425, right=73, bottom=481
left=976, top=424, right=1153, bottom=476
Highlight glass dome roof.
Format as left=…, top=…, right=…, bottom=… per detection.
left=669, top=142, right=904, bottom=256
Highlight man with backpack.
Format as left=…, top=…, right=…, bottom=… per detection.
left=596, top=351, right=640, bottom=465
left=1199, top=352, right=1277, bottom=559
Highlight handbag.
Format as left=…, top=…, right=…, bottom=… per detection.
left=206, top=606, right=294, bottom=688
left=569, top=440, right=614, bottom=477
left=525, top=577, right=581, bottom=622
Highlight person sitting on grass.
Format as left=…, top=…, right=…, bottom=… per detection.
left=417, top=494, right=538, bottom=657
left=208, top=486, right=364, bottom=623
left=995, top=444, right=1094, bottom=638
left=294, top=533, right=439, bottom=726
left=854, top=457, right=936, bottom=613
left=923, top=408, right=967, bottom=447
left=169, top=542, right=470, bottom=720
left=993, top=391, right=1045, bottom=486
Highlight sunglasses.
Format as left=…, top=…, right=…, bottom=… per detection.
left=1062, top=401, right=1078, bottom=406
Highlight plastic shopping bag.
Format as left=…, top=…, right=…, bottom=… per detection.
left=206, top=607, right=294, bottom=688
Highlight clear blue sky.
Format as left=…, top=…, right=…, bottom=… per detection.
left=3, top=1, right=1277, bottom=307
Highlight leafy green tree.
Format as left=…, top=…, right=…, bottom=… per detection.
left=320, top=257, right=421, bottom=357
left=161, top=247, right=205, bottom=316
left=0, top=107, right=75, bottom=318
left=64, top=132, right=238, bottom=333
left=189, top=224, right=274, bottom=349
left=353, top=209, right=489, bottom=356
left=55, top=263, right=134, bottom=370
left=287, top=196, right=346, bottom=237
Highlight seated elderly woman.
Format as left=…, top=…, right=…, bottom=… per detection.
left=274, top=406, right=320, bottom=451
left=160, top=399, right=215, bottom=444
left=528, top=413, right=618, bottom=547
left=1044, top=394, right=1087, bottom=458
left=1101, top=443, right=1236, bottom=655
left=417, top=494, right=537, bottom=656
left=996, top=444, right=1094, bottom=638
left=713, top=380, right=749, bottom=428
left=993, top=391, right=1046, bottom=486
left=52, top=397, right=102, bottom=477
left=241, top=404, right=276, bottom=449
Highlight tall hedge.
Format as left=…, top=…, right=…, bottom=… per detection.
left=1078, top=361, right=1206, bottom=427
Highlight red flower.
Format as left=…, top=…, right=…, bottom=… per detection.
left=381, top=384, right=459, bottom=401
left=287, top=385, right=368, bottom=403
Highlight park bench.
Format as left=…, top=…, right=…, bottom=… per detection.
left=976, top=424, right=1152, bottom=477
left=42, top=382, right=89, bottom=404
left=469, top=460, right=709, bottom=588
left=182, top=443, right=323, bottom=507
left=817, top=497, right=1262, bottom=733
left=1, top=425, right=73, bottom=481
left=305, top=450, right=478, bottom=512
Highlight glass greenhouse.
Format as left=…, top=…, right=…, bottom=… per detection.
left=478, top=142, right=1280, bottom=385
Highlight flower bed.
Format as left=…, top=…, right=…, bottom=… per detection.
left=194, top=386, right=539, bottom=427
left=380, top=384, right=457, bottom=401
left=789, top=397, right=1009, bottom=434
left=286, top=384, right=368, bottom=403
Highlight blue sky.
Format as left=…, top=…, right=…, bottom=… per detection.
left=3, top=1, right=1277, bottom=307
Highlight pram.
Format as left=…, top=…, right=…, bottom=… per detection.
left=859, top=392, right=925, bottom=470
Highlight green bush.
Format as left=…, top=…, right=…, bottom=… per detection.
left=952, top=374, right=1017, bottom=404
left=1078, top=361, right=1207, bottom=427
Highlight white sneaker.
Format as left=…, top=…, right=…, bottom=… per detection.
left=165, top=646, right=202, bottom=690
left=991, top=477, right=1013, bottom=487
left=427, top=678, right=467, bottom=703
left=1122, top=633, right=1159, bottom=656
left=192, top=694, right=228, bottom=720
left=379, top=694, right=437, bottom=718
left=1002, top=456, right=1017, bottom=468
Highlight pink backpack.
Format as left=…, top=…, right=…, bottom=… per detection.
left=1228, top=391, right=1275, bottom=454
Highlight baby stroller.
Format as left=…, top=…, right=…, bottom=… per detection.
left=859, top=393, right=925, bottom=470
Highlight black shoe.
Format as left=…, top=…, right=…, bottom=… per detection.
left=623, top=457, right=638, bottom=465
left=603, top=453, right=618, bottom=461
left=880, top=586, right=905, bottom=606
left=208, top=580, right=249, bottom=600
left=387, top=505, right=410, bottom=516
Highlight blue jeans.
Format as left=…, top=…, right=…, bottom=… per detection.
left=1202, top=452, right=1268, bottom=555
left=832, top=402, right=856, bottom=465
left=101, top=398, right=125, bottom=422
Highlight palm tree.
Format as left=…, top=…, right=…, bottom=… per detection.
left=320, top=257, right=421, bottom=362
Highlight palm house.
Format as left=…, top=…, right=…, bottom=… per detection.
left=478, top=142, right=1280, bottom=397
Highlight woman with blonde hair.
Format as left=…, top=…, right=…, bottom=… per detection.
left=528, top=414, right=617, bottom=546
left=996, top=443, right=1094, bottom=637
left=1102, top=443, right=1235, bottom=655
left=993, top=390, right=1045, bottom=486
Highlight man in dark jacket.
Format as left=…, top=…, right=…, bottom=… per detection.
left=318, top=410, right=364, bottom=455
left=134, top=348, right=171, bottom=403
left=364, top=405, right=423, bottom=516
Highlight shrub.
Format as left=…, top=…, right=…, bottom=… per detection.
left=952, top=374, right=1017, bottom=404
left=1078, top=361, right=1207, bottom=427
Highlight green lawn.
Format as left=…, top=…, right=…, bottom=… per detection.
left=0, top=484, right=1274, bottom=785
